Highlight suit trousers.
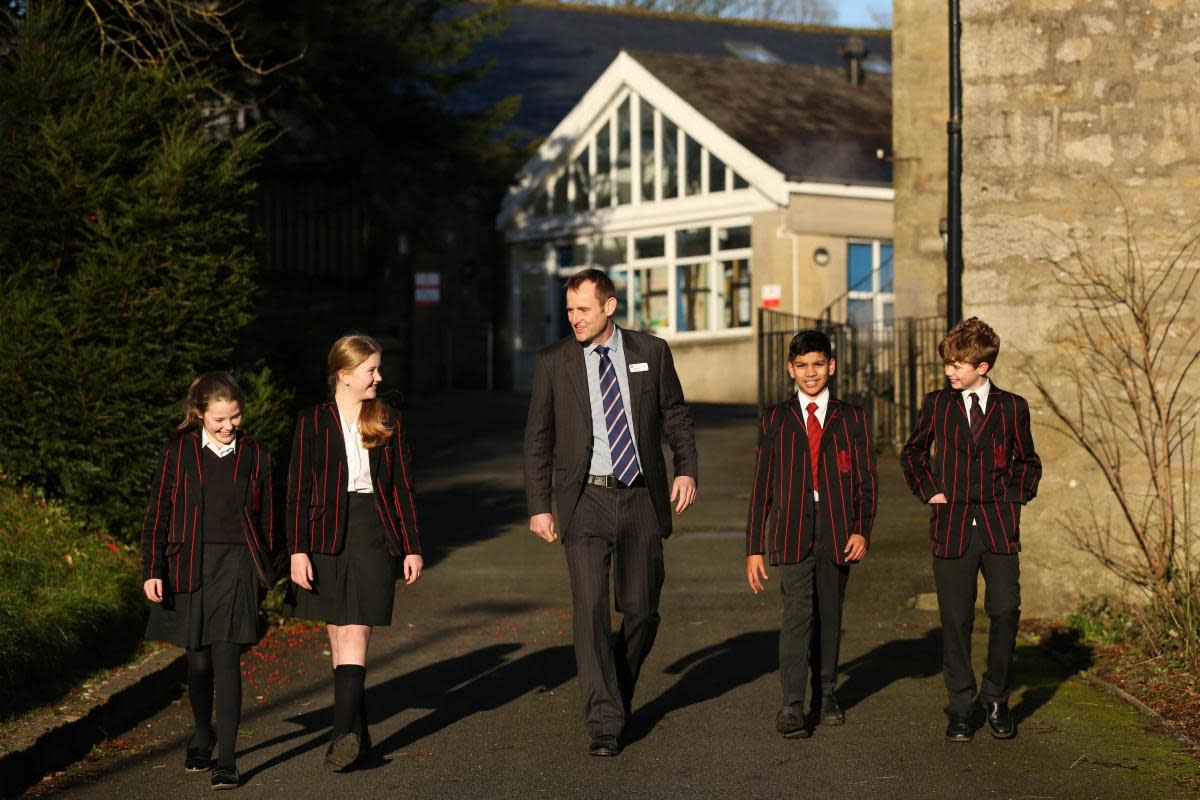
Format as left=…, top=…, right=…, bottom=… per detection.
left=779, top=527, right=850, bottom=711
left=563, top=483, right=664, bottom=738
left=932, top=515, right=1021, bottom=715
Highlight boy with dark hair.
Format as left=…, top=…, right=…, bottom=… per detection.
left=901, top=317, right=1042, bottom=741
left=745, top=329, right=877, bottom=739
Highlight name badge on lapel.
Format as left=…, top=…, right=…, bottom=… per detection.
left=629, top=362, right=649, bottom=373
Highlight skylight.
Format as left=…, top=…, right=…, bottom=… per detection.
left=723, top=41, right=783, bottom=64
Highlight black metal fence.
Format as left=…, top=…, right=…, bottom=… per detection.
left=757, top=309, right=946, bottom=449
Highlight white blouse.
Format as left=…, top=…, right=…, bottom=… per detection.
left=341, top=417, right=373, bottom=494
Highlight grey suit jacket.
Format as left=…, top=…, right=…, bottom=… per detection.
left=523, top=327, right=699, bottom=537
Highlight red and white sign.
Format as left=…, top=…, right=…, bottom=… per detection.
left=761, top=283, right=782, bottom=309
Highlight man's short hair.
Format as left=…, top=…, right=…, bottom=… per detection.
left=938, top=316, right=1000, bottom=368
left=564, top=268, right=616, bottom=305
left=788, top=329, right=834, bottom=361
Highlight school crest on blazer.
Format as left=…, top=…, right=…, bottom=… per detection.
left=745, top=395, right=878, bottom=566
left=900, top=384, right=1042, bottom=558
left=140, top=431, right=276, bottom=593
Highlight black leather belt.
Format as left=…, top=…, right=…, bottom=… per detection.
left=586, top=474, right=645, bottom=489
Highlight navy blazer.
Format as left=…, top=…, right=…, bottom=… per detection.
left=140, top=431, right=276, bottom=592
left=746, top=395, right=878, bottom=566
left=285, top=402, right=420, bottom=558
left=900, top=385, right=1042, bottom=558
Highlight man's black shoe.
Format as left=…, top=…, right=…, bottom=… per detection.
left=775, top=707, right=811, bottom=739
left=324, top=732, right=361, bottom=771
left=588, top=735, right=621, bottom=757
left=820, top=693, right=845, bottom=726
left=984, top=701, right=1016, bottom=739
left=945, top=714, right=974, bottom=742
left=210, top=766, right=239, bottom=790
left=185, top=747, right=213, bottom=772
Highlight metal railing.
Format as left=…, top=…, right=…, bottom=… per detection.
left=757, top=309, right=946, bottom=450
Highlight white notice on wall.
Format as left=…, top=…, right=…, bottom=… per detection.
left=761, top=283, right=782, bottom=309
left=415, top=272, right=441, bottom=305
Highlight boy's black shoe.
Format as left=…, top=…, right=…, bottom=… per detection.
left=984, top=701, right=1016, bottom=739
left=775, top=708, right=811, bottom=739
left=945, top=714, right=974, bottom=742
left=819, top=693, right=845, bottom=726
left=324, top=732, right=361, bottom=771
left=184, top=747, right=213, bottom=772
left=588, top=735, right=621, bottom=757
left=210, top=766, right=238, bottom=790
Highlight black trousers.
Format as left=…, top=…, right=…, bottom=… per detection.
left=563, top=484, right=664, bottom=738
left=779, top=535, right=850, bottom=711
left=932, top=517, right=1021, bottom=715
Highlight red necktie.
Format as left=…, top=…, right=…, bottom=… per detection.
left=969, top=392, right=984, bottom=442
left=806, top=402, right=822, bottom=480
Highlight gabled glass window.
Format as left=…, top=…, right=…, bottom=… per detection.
left=640, top=105, right=655, bottom=202
left=685, top=135, right=703, bottom=196
left=709, top=152, right=727, bottom=193
left=660, top=118, right=679, bottom=200
left=572, top=152, right=589, bottom=213
left=595, top=124, right=612, bottom=208
left=616, top=96, right=632, bottom=205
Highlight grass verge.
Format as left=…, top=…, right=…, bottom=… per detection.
left=0, top=481, right=144, bottom=721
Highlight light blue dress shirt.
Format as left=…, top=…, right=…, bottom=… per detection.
left=584, top=325, right=642, bottom=476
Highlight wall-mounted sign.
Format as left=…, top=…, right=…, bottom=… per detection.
left=761, top=283, right=782, bottom=309
left=415, top=272, right=441, bottom=305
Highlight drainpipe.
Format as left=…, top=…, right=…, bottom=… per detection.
left=946, top=0, right=964, bottom=330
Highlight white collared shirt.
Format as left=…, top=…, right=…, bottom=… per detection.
left=962, top=379, right=991, bottom=424
left=797, top=387, right=831, bottom=500
left=340, top=415, right=374, bottom=494
left=201, top=428, right=236, bottom=458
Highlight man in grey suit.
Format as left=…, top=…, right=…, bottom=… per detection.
left=524, top=268, right=699, bottom=757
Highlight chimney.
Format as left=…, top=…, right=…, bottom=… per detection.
left=839, top=36, right=868, bottom=86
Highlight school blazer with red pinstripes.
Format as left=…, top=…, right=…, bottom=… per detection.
left=285, top=402, right=420, bottom=558
left=140, top=431, right=276, bottom=592
left=900, top=385, right=1042, bottom=558
left=745, top=395, right=878, bottom=567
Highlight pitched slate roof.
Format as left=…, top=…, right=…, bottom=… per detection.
left=461, top=2, right=891, bottom=142
left=630, top=51, right=892, bottom=186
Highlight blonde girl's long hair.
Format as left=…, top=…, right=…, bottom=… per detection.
left=177, top=371, right=245, bottom=432
left=328, top=333, right=393, bottom=449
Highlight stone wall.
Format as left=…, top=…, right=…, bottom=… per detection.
left=958, top=0, right=1200, bottom=613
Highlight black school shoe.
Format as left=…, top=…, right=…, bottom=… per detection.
left=984, top=701, right=1016, bottom=739
left=185, top=746, right=213, bottom=772
left=775, top=707, right=811, bottom=739
left=819, top=693, right=845, bottom=726
left=945, top=713, right=974, bottom=742
left=588, top=735, right=621, bottom=757
left=324, top=732, right=361, bottom=771
left=210, top=766, right=239, bottom=790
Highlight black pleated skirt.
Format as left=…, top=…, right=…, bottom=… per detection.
left=285, top=493, right=398, bottom=626
left=145, top=542, right=264, bottom=650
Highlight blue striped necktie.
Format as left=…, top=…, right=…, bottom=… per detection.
left=595, top=345, right=640, bottom=486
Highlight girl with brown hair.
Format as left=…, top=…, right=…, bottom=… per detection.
left=284, top=333, right=423, bottom=771
left=141, top=372, right=276, bottom=790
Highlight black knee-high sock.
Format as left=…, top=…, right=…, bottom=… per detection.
left=357, top=685, right=370, bottom=742
left=186, top=649, right=215, bottom=750
left=211, top=641, right=243, bottom=769
left=332, top=665, right=366, bottom=738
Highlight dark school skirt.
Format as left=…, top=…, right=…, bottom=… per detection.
left=145, top=542, right=265, bottom=650
left=285, top=492, right=398, bottom=627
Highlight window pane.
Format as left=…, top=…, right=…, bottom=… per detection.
left=616, top=97, right=632, bottom=205
left=709, top=152, right=727, bottom=192
left=848, top=298, right=874, bottom=327
left=534, top=190, right=549, bottom=217
left=676, top=263, right=710, bottom=332
left=718, top=225, right=751, bottom=250
left=732, top=171, right=749, bottom=189
left=721, top=258, right=752, bottom=329
left=660, top=118, right=679, bottom=200
left=556, top=242, right=578, bottom=268
left=632, top=265, right=669, bottom=331
left=640, top=104, right=656, bottom=202
left=572, top=154, right=589, bottom=213
left=592, top=235, right=626, bottom=268
left=612, top=267, right=630, bottom=325
left=883, top=301, right=894, bottom=326
left=595, top=124, right=612, bottom=207
left=634, top=235, right=664, bottom=259
left=685, top=135, right=702, bottom=196
left=552, top=172, right=568, bottom=215
left=881, top=243, right=895, bottom=293
left=675, top=227, right=710, bottom=258
left=848, top=243, right=873, bottom=291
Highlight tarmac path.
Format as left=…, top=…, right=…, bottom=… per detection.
left=28, top=393, right=1197, bottom=799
